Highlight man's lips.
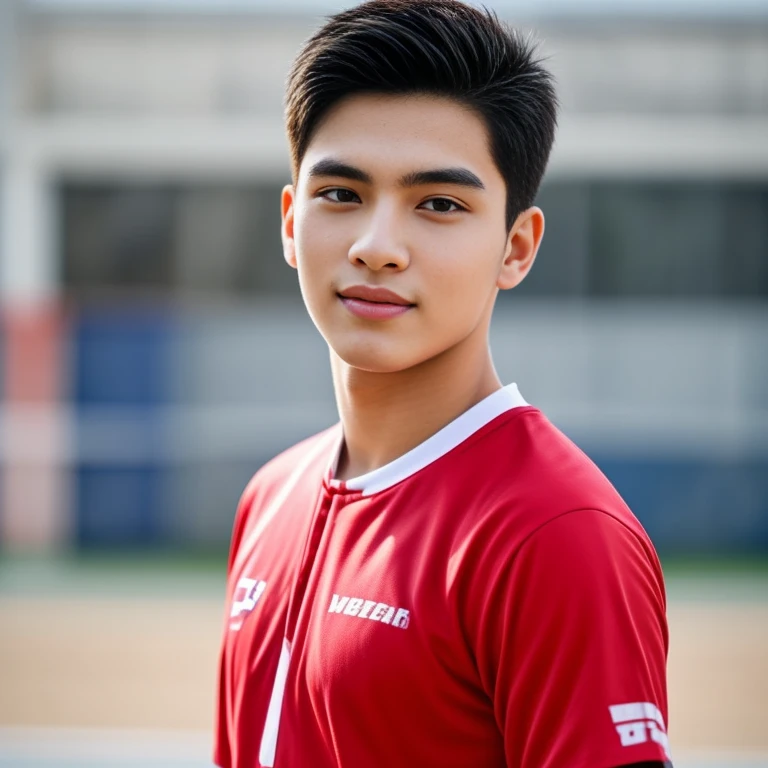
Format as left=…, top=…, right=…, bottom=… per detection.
left=337, top=285, right=415, bottom=320
left=337, top=285, right=413, bottom=305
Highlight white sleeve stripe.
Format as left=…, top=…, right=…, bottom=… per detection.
left=644, top=701, right=666, bottom=729
left=609, top=701, right=666, bottom=729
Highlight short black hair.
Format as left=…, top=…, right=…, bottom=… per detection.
left=285, top=0, right=558, bottom=230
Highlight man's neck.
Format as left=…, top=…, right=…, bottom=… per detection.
left=331, top=335, right=502, bottom=482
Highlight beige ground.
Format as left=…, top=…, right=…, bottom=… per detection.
left=0, top=595, right=766, bottom=750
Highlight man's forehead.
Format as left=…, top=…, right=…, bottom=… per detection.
left=314, top=91, right=481, bottom=128
left=299, top=94, right=498, bottom=187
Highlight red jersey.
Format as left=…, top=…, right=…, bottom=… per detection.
left=214, top=384, right=670, bottom=768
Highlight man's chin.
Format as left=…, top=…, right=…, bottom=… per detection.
left=329, top=342, right=426, bottom=375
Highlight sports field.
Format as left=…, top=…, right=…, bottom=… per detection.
left=0, top=557, right=766, bottom=767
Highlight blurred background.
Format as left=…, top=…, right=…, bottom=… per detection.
left=0, top=0, right=766, bottom=765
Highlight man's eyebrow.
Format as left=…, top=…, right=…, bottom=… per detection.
left=399, top=168, right=485, bottom=190
left=306, top=159, right=372, bottom=184
left=305, top=160, right=485, bottom=191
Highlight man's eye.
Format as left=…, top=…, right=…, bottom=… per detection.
left=322, top=188, right=360, bottom=204
left=420, top=198, right=464, bottom=213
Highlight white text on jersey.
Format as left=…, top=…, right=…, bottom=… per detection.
left=609, top=701, right=671, bottom=760
left=230, top=577, right=267, bottom=631
left=328, top=593, right=410, bottom=629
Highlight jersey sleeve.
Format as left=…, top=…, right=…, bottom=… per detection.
left=213, top=475, right=262, bottom=768
left=474, top=508, right=671, bottom=768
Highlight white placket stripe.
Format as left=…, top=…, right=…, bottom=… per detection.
left=259, top=638, right=292, bottom=767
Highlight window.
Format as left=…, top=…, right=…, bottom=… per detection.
left=61, top=180, right=298, bottom=298
left=589, top=181, right=768, bottom=297
left=514, top=179, right=768, bottom=298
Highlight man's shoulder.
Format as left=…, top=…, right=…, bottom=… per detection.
left=223, top=423, right=340, bottom=579
left=248, top=423, right=340, bottom=492
left=465, top=406, right=646, bottom=538
left=224, top=424, right=340, bottom=568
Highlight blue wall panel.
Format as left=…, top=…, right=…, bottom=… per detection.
left=76, top=466, right=167, bottom=547
left=595, top=455, right=768, bottom=554
left=73, top=308, right=175, bottom=548
left=74, top=307, right=174, bottom=406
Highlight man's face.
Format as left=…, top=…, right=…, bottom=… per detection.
left=282, top=93, right=531, bottom=373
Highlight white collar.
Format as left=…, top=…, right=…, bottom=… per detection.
left=328, top=383, right=528, bottom=497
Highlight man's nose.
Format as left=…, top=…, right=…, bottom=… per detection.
left=347, top=206, right=410, bottom=272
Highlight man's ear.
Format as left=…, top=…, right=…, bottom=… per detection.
left=281, top=184, right=297, bottom=269
left=497, top=206, right=545, bottom=291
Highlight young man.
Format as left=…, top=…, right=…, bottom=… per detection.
left=215, top=2, right=672, bottom=767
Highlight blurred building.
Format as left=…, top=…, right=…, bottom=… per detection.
left=0, top=0, right=767, bottom=553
